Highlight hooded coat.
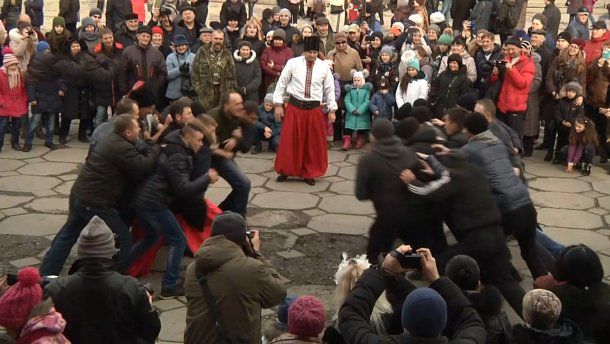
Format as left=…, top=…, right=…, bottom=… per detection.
left=464, top=287, right=514, bottom=344
left=0, top=68, right=27, bottom=117
left=45, top=258, right=161, bottom=344
left=344, top=82, right=373, bottom=131
left=14, top=299, right=70, bottom=343
left=8, top=28, right=37, bottom=71
left=184, top=236, right=287, bottom=344
left=234, top=49, right=262, bottom=102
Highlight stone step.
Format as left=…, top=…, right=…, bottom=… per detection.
left=36, top=0, right=610, bottom=33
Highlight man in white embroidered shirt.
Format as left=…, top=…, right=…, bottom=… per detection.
left=273, top=36, right=337, bottom=186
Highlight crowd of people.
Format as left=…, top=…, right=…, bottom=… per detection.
left=1, top=0, right=610, bottom=343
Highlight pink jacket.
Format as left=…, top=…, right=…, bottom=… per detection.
left=0, top=69, right=27, bottom=117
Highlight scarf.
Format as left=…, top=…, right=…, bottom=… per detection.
left=1, top=65, right=21, bottom=90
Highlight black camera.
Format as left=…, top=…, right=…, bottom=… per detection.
left=495, top=60, right=508, bottom=68
left=6, top=273, right=57, bottom=287
left=27, top=29, right=35, bottom=36
left=246, top=230, right=255, bottom=239
left=389, top=250, right=422, bottom=269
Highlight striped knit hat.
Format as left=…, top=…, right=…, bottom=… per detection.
left=2, top=52, right=18, bottom=67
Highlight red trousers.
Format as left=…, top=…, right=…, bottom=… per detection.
left=274, top=103, right=328, bottom=179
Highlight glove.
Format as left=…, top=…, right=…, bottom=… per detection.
left=179, top=63, right=190, bottom=74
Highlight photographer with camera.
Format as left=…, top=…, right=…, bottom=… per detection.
left=8, top=20, right=37, bottom=71
left=339, top=245, right=486, bottom=343
left=44, top=216, right=161, bottom=343
left=184, top=211, right=287, bottom=344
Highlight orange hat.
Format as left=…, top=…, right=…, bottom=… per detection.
left=390, top=26, right=402, bottom=36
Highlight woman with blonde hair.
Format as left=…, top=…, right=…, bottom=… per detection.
left=240, top=18, right=265, bottom=58
left=332, top=254, right=394, bottom=336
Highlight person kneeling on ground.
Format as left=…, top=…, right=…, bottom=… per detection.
left=252, top=93, right=281, bottom=154
left=338, top=245, right=486, bottom=343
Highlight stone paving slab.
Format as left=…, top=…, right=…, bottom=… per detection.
left=538, top=208, right=604, bottom=229
left=530, top=191, right=595, bottom=210
left=0, top=175, right=62, bottom=194
left=0, top=196, right=34, bottom=209
left=0, top=159, right=25, bottom=172
left=252, top=191, right=319, bottom=210
left=0, top=214, right=67, bottom=236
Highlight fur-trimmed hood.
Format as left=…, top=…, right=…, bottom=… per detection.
left=344, top=81, right=373, bottom=92
left=233, top=49, right=257, bottom=64
left=8, top=28, right=23, bottom=43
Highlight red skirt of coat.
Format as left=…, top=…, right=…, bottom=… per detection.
left=274, top=103, right=328, bottom=179
left=128, top=199, right=222, bottom=277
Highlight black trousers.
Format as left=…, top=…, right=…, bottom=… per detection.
left=366, top=214, right=447, bottom=265
left=497, top=111, right=525, bottom=145
left=437, top=234, right=525, bottom=317
left=502, top=203, right=549, bottom=279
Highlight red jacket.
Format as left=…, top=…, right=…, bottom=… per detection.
left=0, top=70, right=27, bottom=117
left=260, top=44, right=294, bottom=91
left=496, top=52, right=535, bottom=113
left=584, top=30, right=610, bottom=66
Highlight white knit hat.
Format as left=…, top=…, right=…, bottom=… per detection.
left=430, top=12, right=446, bottom=24
left=408, top=14, right=423, bottom=26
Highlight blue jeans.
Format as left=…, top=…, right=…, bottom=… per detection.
left=211, top=157, right=251, bottom=216
left=133, top=208, right=186, bottom=289
left=254, top=127, right=280, bottom=150
left=95, top=106, right=109, bottom=128
left=536, top=225, right=566, bottom=258
left=441, top=0, right=452, bottom=21
left=26, top=112, right=55, bottom=145
left=0, top=116, right=22, bottom=147
left=40, top=194, right=132, bottom=276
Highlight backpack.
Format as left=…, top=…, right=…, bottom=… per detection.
left=497, top=0, right=519, bottom=29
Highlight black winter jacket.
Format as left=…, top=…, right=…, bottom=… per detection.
left=338, top=268, right=486, bottom=344
left=93, top=43, right=124, bottom=107
left=25, top=51, right=68, bottom=113
left=406, top=153, right=505, bottom=251
left=24, top=0, right=43, bottom=27
left=58, top=0, right=79, bottom=25
left=105, top=0, right=133, bottom=32
left=475, top=45, right=503, bottom=95
left=134, top=130, right=211, bottom=210
left=464, top=287, right=514, bottom=344
left=72, top=132, right=160, bottom=208
left=45, top=258, right=161, bottom=344
left=120, top=43, right=168, bottom=96
left=430, top=67, right=470, bottom=118
left=512, top=320, right=582, bottom=344
left=356, top=136, right=426, bottom=218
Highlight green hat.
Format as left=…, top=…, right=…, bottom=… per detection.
left=438, top=33, right=453, bottom=46
left=406, top=58, right=420, bottom=72
left=52, top=16, right=66, bottom=28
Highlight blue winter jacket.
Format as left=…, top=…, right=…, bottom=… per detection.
left=369, top=91, right=396, bottom=120
left=165, top=51, right=196, bottom=100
